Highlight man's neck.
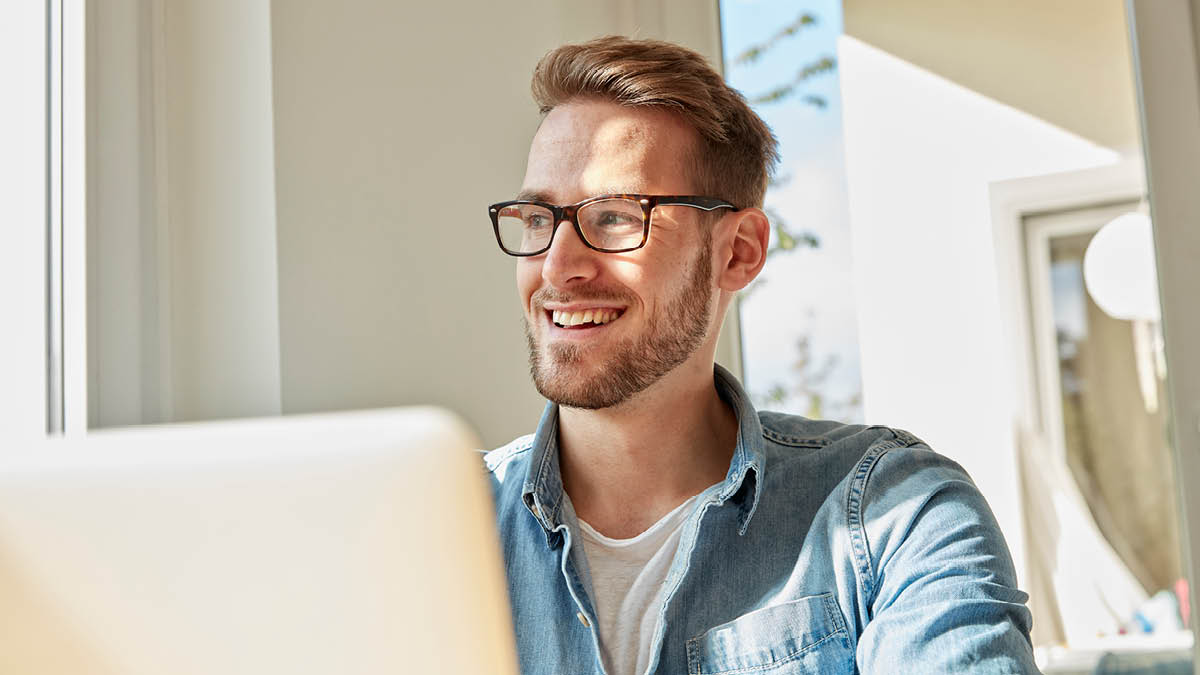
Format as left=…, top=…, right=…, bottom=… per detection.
left=557, top=361, right=739, bottom=539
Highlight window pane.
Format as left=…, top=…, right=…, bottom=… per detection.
left=719, top=0, right=863, bottom=422
left=1049, top=230, right=1182, bottom=595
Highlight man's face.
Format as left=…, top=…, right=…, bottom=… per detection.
left=516, top=100, right=718, bottom=409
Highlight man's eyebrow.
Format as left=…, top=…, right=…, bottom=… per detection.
left=514, top=187, right=649, bottom=203
left=515, top=190, right=553, bottom=202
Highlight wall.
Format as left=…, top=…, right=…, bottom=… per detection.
left=842, top=0, right=1141, bottom=153
left=837, top=35, right=1120, bottom=584
left=1195, top=0, right=1200, bottom=76
left=266, top=1, right=730, bottom=447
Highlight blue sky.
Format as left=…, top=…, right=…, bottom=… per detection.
left=720, top=0, right=863, bottom=420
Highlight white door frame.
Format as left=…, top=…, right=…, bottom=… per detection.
left=1129, top=1, right=1200, bottom=667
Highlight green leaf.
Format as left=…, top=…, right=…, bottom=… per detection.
left=748, top=54, right=837, bottom=107
left=733, top=11, right=819, bottom=66
left=776, top=225, right=797, bottom=251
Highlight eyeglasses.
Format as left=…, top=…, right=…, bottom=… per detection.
left=487, top=194, right=737, bottom=256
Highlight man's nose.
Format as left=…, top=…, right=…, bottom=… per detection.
left=541, top=219, right=599, bottom=287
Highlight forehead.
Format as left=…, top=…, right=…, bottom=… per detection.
left=520, top=100, right=698, bottom=201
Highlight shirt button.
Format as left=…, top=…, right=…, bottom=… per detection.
left=577, top=612, right=591, bottom=627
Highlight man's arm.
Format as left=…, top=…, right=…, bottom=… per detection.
left=853, top=446, right=1038, bottom=674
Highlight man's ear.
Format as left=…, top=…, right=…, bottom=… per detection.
left=716, top=207, right=770, bottom=292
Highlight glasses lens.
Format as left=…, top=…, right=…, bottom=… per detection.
left=496, top=203, right=555, bottom=254
left=578, top=199, right=646, bottom=251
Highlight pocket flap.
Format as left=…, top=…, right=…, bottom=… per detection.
left=685, top=593, right=852, bottom=674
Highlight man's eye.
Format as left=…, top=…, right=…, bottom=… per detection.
left=525, top=214, right=551, bottom=228
left=595, top=211, right=640, bottom=227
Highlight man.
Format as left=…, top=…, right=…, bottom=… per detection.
left=484, top=37, right=1037, bottom=674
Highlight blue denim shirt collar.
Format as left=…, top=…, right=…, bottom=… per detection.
left=520, top=363, right=765, bottom=544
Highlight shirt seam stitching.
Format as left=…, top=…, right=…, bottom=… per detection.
left=846, top=432, right=905, bottom=607
left=685, top=627, right=850, bottom=675
left=760, top=426, right=830, bottom=448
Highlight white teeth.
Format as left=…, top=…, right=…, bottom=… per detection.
left=551, top=308, right=621, bottom=327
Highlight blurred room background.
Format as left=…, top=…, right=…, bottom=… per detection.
left=4, top=0, right=1200, bottom=672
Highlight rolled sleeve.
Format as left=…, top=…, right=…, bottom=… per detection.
left=853, top=446, right=1038, bottom=673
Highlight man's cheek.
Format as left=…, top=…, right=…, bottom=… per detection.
left=515, top=264, right=539, bottom=312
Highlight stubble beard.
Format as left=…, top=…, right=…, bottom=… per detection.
left=523, top=241, right=715, bottom=410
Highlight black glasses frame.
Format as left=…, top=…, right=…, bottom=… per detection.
left=487, top=194, right=737, bottom=257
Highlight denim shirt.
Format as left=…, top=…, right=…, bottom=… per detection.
left=484, top=365, right=1037, bottom=674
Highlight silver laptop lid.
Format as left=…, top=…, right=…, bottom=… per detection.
left=0, top=407, right=518, bottom=675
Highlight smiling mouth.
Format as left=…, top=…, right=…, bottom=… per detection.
left=549, top=308, right=624, bottom=329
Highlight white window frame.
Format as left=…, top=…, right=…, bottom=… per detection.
left=0, top=0, right=85, bottom=439
left=0, top=2, right=51, bottom=439
left=62, top=0, right=88, bottom=436
left=990, top=160, right=1147, bottom=488
left=989, top=160, right=1146, bottom=609
left=1023, top=200, right=1143, bottom=467
left=990, top=161, right=1185, bottom=660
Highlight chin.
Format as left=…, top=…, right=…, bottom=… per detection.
left=533, top=378, right=630, bottom=411
left=531, top=349, right=667, bottom=410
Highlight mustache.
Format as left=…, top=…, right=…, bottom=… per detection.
left=530, top=285, right=634, bottom=308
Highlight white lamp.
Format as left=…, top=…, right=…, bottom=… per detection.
left=1082, top=210, right=1164, bottom=413
left=1082, top=211, right=1160, bottom=322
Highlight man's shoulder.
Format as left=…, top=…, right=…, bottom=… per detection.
left=756, top=410, right=929, bottom=456
left=755, top=410, right=972, bottom=496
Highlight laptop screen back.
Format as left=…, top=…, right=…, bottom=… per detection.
left=0, top=407, right=518, bottom=675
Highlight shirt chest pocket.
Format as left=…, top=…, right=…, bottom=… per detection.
left=685, top=593, right=854, bottom=675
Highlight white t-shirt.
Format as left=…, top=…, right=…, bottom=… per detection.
left=578, top=495, right=700, bottom=675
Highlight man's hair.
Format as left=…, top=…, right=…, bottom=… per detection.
left=531, top=36, right=779, bottom=210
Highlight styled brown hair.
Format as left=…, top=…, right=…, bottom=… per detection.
left=531, top=36, right=779, bottom=210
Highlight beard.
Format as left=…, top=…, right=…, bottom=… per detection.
left=523, top=240, right=714, bottom=410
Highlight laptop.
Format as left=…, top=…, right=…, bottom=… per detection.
left=0, top=407, right=518, bottom=675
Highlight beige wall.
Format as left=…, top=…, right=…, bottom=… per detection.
left=1195, top=0, right=1200, bottom=77
left=267, top=1, right=730, bottom=447
left=843, top=0, right=1141, bottom=153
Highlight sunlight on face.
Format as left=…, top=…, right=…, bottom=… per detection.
left=515, top=101, right=719, bottom=409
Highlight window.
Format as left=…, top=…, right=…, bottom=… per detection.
left=720, top=0, right=863, bottom=422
